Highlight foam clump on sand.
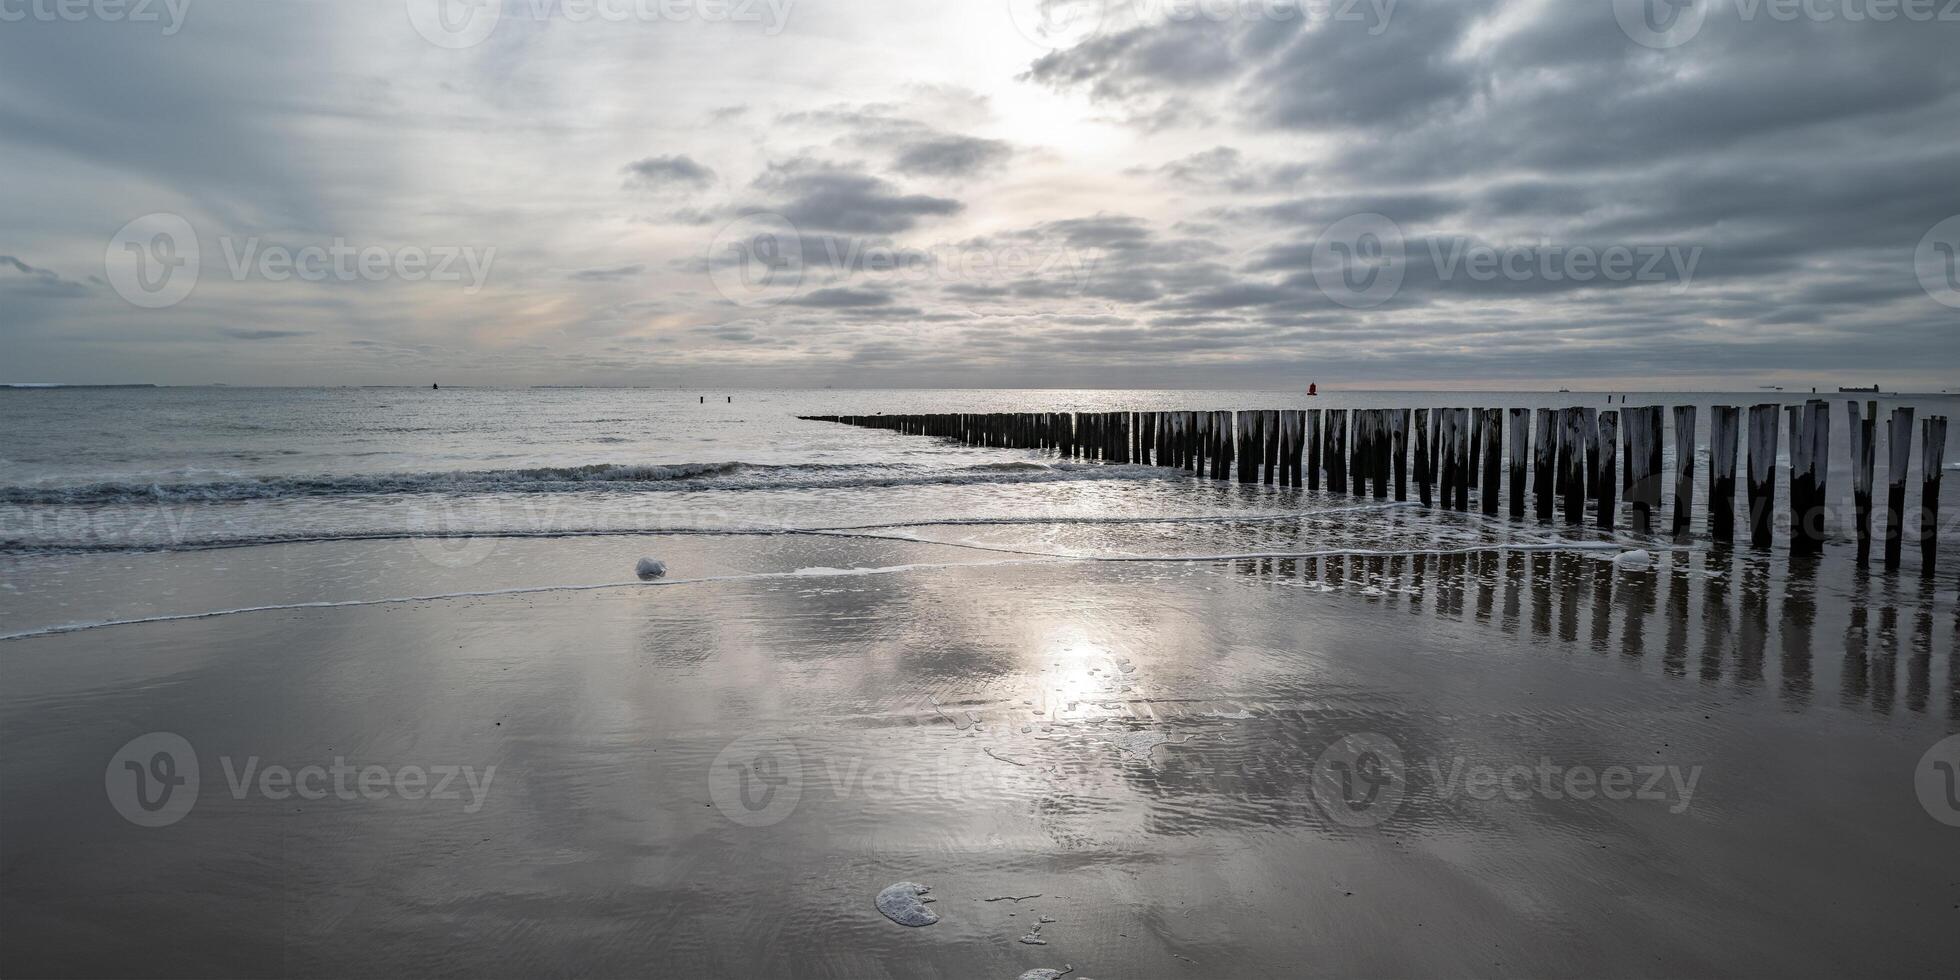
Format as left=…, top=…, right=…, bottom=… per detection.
left=634, top=557, right=667, bottom=580
left=1018, top=967, right=1075, bottom=980
left=875, top=882, right=938, bottom=926
left=1610, top=549, right=1653, bottom=570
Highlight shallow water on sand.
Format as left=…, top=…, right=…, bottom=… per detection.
left=2, top=388, right=1958, bottom=977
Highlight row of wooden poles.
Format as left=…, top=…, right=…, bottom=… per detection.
left=801, top=402, right=1950, bottom=571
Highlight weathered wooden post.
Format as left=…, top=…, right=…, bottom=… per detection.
left=1355, top=410, right=1371, bottom=498
left=1274, top=409, right=1289, bottom=487
left=1294, top=409, right=1308, bottom=486
left=1265, top=409, right=1281, bottom=486
left=1583, top=407, right=1601, bottom=502
left=1922, top=416, right=1946, bottom=574
left=1747, top=404, right=1780, bottom=549
left=1672, top=406, right=1697, bottom=536
left=1597, top=409, right=1620, bottom=530
left=1235, top=411, right=1253, bottom=484
left=1709, top=405, right=1739, bottom=542
left=1884, top=407, right=1915, bottom=569
left=1786, top=404, right=1811, bottom=553
left=1307, top=409, right=1322, bottom=491
left=1328, top=410, right=1348, bottom=493
left=1508, top=408, right=1529, bottom=519
left=1372, top=410, right=1391, bottom=501
left=1562, top=409, right=1587, bottom=524
left=1438, top=409, right=1457, bottom=509
left=1848, top=400, right=1876, bottom=562
left=1414, top=408, right=1432, bottom=507
left=1791, top=399, right=1828, bottom=555
left=1481, top=408, right=1502, bottom=516
left=1470, top=408, right=1483, bottom=492
left=1624, top=406, right=1656, bottom=533
left=1533, top=408, right=1554, bottom=521
left=1392, top=409, right=1410, bottom=502
left=1454, top=408, right=1472, bottom=512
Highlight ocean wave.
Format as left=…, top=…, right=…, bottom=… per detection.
left=0, top=460, right=1182, bottom=506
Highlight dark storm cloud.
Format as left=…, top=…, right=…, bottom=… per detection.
left=0, top=256, right=90, bottom=298
left=622, top=155, right=716, bottom=190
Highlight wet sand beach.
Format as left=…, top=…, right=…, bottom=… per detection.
left=4, top=530, right=1957, bottom=977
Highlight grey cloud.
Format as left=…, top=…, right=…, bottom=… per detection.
left=568, top=264, right=648, bottom=282
left=623, top=155, right=716, bottom=190
left=783, top=285, right=896, bottom=308
left=218, top=328, right=309, bottom=340
left=753, top=158, right=962, bottom=233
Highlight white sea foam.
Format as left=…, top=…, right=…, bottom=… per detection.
left=874, top=882, right=938, bottom=927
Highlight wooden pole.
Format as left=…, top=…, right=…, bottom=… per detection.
left=1709, top=405, right=1739, bottom=543
left=1884, top=407, right=1914, bottom=569
left=1359, top=411, right=1375, bottom=497
left=1583, top=407, right=1601, bottom=502
left=1508, top=408, right=1529, bottom=519
left=1438, top=410, right=1457, bottom=509
left=1454, top=408, right=1472, bottom=512
left=1373, top=410, right=1391, bottom=501
left=1265, top=409, right=1281, bottom=486
left=1672, top=405, right=1697, bottom=536
left=1533, top=408, right=1554, bottom=521
left=1481, top=408, right=1501, bottom=516
left=1414, top=408, right=1432, bottom=507
left=1848, top=400, right=1876, bottom=563
left=1625, top=406, right=1655, bottom=534
left=1795, top=399, right=1829, bottom=555
left=1328, top=410, right=1347, bottom=493
left=1597, top=409, right=1619, bottom=530
left=1307, top=409, right=1322, bottom=491
left=1392, top=409, right=1410, bottom=502
left=1747, top=404, right=1780, bottom=549
left=1921, top=416, right=1946, bottom=575
left=1561, top=408, right=1587, bottom=524
left=1786, top=404, right=1814, bottom=554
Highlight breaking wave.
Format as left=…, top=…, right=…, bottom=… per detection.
left=0, top=460, right=1184, bottom=506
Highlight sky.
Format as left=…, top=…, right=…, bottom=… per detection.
left=2, top=0, right=1957, bottom=390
